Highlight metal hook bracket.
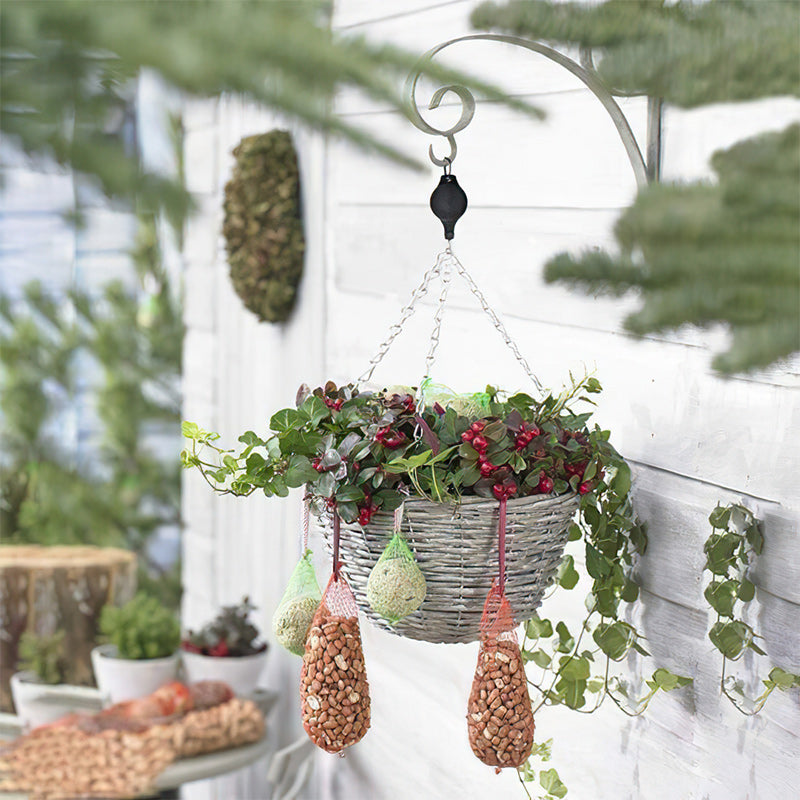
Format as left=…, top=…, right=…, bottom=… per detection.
left=407, top=34, right=663, bottom=186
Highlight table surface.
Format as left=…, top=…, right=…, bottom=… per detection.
left=0, top=687, right=280, bottom=798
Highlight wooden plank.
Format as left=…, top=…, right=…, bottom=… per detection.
left=325, top=291, right=800, bottom=503
left=329, top=93, right=647, bottom=209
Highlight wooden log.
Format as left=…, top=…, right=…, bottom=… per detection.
left=0, top=546, right=137, bottom=711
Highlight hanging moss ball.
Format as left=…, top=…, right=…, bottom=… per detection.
left=366, top=557, right=427, bottom=623
left=222, top=131, right=305, bottom=323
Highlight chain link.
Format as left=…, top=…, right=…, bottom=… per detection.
left=357, top=247, right=543, bottom=394
left=446, top=250, right=544, bottom=393
left=358, top=252, right=446, bottom=385
left=420, top=257, right=451, bottom=387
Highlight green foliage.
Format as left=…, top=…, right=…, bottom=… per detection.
left=183, top=596, right=267, bottom=658
left=18, top=632, right=68, bottom=685
left=472, top=0, right=799, bottom=107
left=544, top=125, right=800, bottom=373
left=223, top=131, right=305, bottom=323
left=703, top=502, right=800, bottom=714
left=0, top=216, right=183, bottom=608
left=100, top=593, right=180, bottom=660
left=472, top=0, right=800, bottom=374
left=1, top=0, right=541, bottom=221
left=181, top=374, right=617, bottom=523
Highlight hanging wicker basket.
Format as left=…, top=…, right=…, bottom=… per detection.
left=320, top=492, right=578, bottom=644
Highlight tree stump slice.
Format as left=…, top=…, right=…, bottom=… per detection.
left=0, top=546, right=137, bottom=711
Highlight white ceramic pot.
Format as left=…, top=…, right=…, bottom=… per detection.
left=10, top=671, right=99, bottom=730
left=91, top=644, right=180, bottom=706
left=181, top=649, right=268, bottom=696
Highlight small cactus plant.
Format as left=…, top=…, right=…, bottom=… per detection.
left=100, top=593, right=181, bottom=660
left=18, top=631, right=68, bottom=685
left=182, top=596, right=267, bottom=657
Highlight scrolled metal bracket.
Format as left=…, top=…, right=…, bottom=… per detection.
left=406, top=34, right=663, bottom=188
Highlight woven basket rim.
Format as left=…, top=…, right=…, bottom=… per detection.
left=383, top=490, right=578, bottom=514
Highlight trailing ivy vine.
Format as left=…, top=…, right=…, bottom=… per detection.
left=703, top=503, right=800, bottom=714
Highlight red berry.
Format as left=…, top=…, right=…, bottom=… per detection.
left=538, top=474, right=554, bottom=494
left=480, top=462, right=495, bottom=477
left=471, top=421, right=486, bottom=433
left=461, top=430, right=475, bottom=442
left=472, top=435, right=488, bottom=452
left=579, top=481, right=592, bottom=495
left=312, top=457, right=324, bottom=472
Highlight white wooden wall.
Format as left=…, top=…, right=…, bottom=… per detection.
left=181, top=2, right=800, bottom=798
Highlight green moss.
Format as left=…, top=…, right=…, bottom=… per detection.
left=223, top=131, right=305, bottom=323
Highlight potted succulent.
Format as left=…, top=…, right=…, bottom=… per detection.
left=11, top=632, right=97, bottom=729
left=181, top=597, right=269, bottom=695
left=92, top=593, right=181, bottom=705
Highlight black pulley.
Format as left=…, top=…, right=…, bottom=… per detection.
left=430, top=166, right=467, bottom=241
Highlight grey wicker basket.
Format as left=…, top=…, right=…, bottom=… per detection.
left=319, top=492, right=578, bottom=644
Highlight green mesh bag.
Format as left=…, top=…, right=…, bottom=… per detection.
left=366, top=532, right=427, bottom=624
left=419, top=378, right=492, bottom=418
left=272, top=549, right=322, bottom=656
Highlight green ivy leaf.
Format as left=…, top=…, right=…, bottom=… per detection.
left=526, top=616, right=553, bottom=639
left=557, top=554, right=580, bottom=590
left=335, top=484, right=365, bottom=503
left=298, top=395, right=329, bottom=426
left=555, top=621, right=575, bottom=653
left=768, top=667, right=800, bottom=689
left=709, top=505, right=732, bottom=529
left=737, top=578, right=756, bottom=603
left=559, top=654, right=590, bottom=681
left=704, top=579, right=738, bottom=617
left=567, top=523, right=582, bottom=542
left=270, top=408, right=302, bottom=433
left=585, top=543, right=611, bottom=579
left=593, top=621, right=633, bottom=661
left=539, top=768, right=568, bottom=799
left=651, top=668, right=692, bottom=692
left=285, top=455, right=317, bottom=487
left=709, top=620, right=751, bottom=660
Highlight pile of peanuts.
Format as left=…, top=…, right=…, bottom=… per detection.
left=0, top=723, right=176, bottom=799
left=0, top=698, right=265, bottom=799
left=467, top=637, right=535, bottom=770
left=173, top=697, right=265, bottom=758
left=300, top=606, right=370, bottom=753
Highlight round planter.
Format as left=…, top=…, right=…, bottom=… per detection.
left=91, top=644, right=180, bottom=706
left=322, top=491, right=579, bottom=644
left=10, top=671, right=71, bottom=730
left=181, top=650, right=268, bottom=696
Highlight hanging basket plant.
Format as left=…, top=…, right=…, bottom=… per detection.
left=222, top=130, right=305, bottom=323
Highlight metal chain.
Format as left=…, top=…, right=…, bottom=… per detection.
left=358, top=252, right=446, bottom=385
left=446, top=249, right=545, bottom=393
left=420, top=257, right=452, bottom=388
left=358, top=246, right=543, bottom=394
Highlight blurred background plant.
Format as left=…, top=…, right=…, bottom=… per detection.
left=0, top=214, right=183, bottom=608
left=473, top=0, right=800, bottom=374
left=18, top=631, right=69, bottom=685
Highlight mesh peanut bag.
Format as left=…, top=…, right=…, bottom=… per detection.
left=300, top=573, right=370, bottom=753
left=467, top=582, right=535, bottom=771
left=273, top=549, right=322, bottom=656
left=366, top=531, right=426, bottom=624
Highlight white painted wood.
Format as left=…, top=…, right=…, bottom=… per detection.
left=179, top=3, right=800, bottom=798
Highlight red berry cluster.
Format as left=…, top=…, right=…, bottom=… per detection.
left=537, top=472, right=554, bottom=494
left=463, top=422, right=498, bottom=476
left=375, top=426, right=406, bottom=449
left=514, top=424, right=541, bottom=451
left=357, top=495, right=378, bottom=526
left=323, top=397, right=344, bottom=411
